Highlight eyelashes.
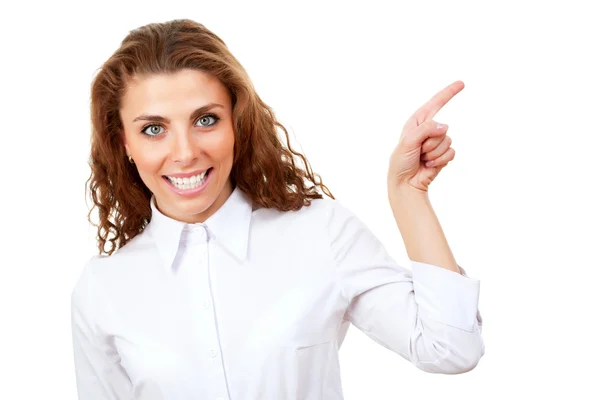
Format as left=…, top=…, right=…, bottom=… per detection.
left=140, top=113, right=221, bottom=137
left=142, top=125, right=164, bottom=137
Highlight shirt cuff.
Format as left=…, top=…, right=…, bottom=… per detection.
left=411, top=260, right=481, bottom=332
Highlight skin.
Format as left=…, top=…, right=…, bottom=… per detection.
left=387, top=80, right=466, bottom=273
left=388, top=80, right=464, bottom=193
left=119, top=69, right=462, bottom=271
left=119, top=69, right=235, bottom=223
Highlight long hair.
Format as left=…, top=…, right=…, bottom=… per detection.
left=87, top=19, right=334, bottom=256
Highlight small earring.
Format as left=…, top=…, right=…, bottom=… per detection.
left=128, top=155, right=135, bottom=164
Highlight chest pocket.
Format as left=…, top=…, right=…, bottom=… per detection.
left=284, top=339, right=340, bottom=398
left=115, top=336, right=197, bottom=395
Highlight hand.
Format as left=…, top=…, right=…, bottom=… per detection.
left=387, top=80, right=464, bottom=193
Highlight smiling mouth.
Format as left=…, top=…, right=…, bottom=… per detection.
left=163, top=168, right=213, bottom=190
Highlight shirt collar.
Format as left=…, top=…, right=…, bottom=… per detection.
left=146, top=185, right=253, bottom=272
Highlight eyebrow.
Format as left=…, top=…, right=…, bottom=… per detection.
left=132, top=103, right=225, bottom=123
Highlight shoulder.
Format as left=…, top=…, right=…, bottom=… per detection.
left=297, top=195, right=361, bottom=228
left=316, top=196, right=373, bottom=242
left=71, top=254, right=123, bottom=329
left=71, top=254, right=116, bottom=301
left=251, top=195, right=361, bottom=242
left=294, top=196, right=337, bottom=219
left=71, top=229, right=155, bottom=296
left=253, top=196, right=340, bottom=228
left=70, top=255, right=106, bottom=316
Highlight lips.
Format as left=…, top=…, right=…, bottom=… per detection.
left=164, top=168, right=210, bottom=183
left=163, top=168, right=212, bottom=180
left=164, top=168, right=211, bottom=188
left=163, top=167, right=213, bottom=192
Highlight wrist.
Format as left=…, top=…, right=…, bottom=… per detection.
left=388, top=184, right=430, bottom=202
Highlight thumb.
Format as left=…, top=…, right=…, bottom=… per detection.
left=404, top=120, right=447, bottom=148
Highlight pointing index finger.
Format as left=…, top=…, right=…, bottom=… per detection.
left=413, top=80, right=465, bottom=123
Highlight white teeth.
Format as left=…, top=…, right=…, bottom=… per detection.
left=166, top=169, right=210, bottom=190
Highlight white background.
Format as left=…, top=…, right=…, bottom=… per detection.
left=1, top=0, right=598, bottom=398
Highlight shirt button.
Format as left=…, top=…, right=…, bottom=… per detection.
left=203, top=300, right=210, bottom=309
left=192, top=225, right=205, bottom=234
left=209, top=348, right=218, bottom=358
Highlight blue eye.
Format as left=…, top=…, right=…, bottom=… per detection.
left=141, top=125, right=165, bottom=136
left=196, top=114, right=220, bottom=127
left=140, top=114, right=220, bottom=137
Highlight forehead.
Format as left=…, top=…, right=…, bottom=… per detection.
left=120, top=69, right=230, bottom=117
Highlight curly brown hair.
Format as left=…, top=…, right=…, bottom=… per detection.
left=87, top=19, right=334, bottom=256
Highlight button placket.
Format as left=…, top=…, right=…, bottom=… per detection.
left=209, top=348, right=219, bottom=358
left=189, top=225, right=228, bottom=399
left=197, top=228, right=220, bottom=362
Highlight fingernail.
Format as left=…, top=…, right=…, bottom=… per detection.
left=426, top=160, right=435, bottom=167
left=437, top=123, right=447, bottom=130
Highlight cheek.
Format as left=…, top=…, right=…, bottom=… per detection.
left=133, top=151, right=166, bottom=186
left=208, top=130, right=235, bottom=160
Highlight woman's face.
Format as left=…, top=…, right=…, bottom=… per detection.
left=120, top=69, right=235, bottom=224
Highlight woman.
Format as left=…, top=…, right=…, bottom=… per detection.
left=71, top=18, right=484, bottom=399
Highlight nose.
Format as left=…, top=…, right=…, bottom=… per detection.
left=171, top=130, right=198, bottom=165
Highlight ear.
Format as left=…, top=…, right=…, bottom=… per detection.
left=120, top=129, right=131, bottom=156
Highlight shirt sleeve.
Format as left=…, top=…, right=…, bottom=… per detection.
left=71, top=257, right=132, bottom=398
left=327, top=199, right=484, bottom=374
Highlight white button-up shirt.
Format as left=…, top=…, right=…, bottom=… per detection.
left=71, top=185, right=484, bottom=399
